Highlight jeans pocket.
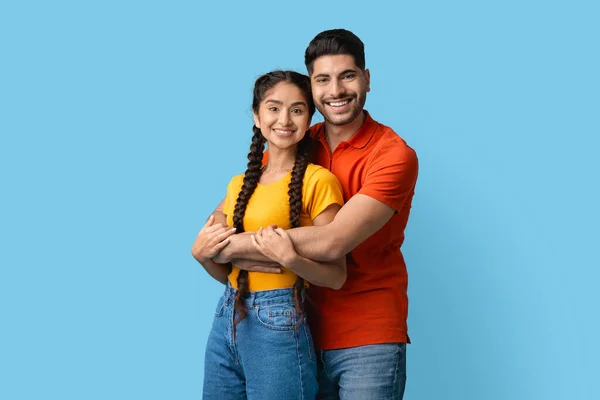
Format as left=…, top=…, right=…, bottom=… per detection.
left=256, top=303, right=296, bottom=331
left=214, top=296, right=225, bottom=317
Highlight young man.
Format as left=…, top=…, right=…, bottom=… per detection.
left=193, top=29, right=418, bottom=399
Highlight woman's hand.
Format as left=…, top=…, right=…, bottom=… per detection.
left=191, top=215, right=236, bottom=263
left=251, top=226, right=298, bottom=267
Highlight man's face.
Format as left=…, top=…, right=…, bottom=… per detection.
left=310, top=54, right=370, bottom=127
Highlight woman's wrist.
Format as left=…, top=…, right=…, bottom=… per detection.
left=281, top=252, right=302, bottom=271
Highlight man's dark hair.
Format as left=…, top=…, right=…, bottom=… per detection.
left=304, top=29, right=365, bottom=75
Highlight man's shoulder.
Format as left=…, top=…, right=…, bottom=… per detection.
left=369, top=120, right=417, bottom=162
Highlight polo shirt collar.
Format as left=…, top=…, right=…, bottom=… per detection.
left=345, top=110, right=377, bottom=149
left=314, top=110, right=377, bottom=149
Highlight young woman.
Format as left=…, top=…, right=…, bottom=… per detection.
left=192, top=70, right=347, bottom=399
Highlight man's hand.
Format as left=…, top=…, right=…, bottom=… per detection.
left=251, top=226, right=297, bottom=267
left=191, top=215, right=236, bottom=263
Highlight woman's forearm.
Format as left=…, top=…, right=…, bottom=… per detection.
left=199, top=258, right=232, bottom=285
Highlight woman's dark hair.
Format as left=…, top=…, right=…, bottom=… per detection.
left=304, top=29, right=366, bottom=76
left=232, top=70, right=315, bottom=332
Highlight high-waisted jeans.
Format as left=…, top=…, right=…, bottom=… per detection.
left=203, top=283, right=318, bottom=399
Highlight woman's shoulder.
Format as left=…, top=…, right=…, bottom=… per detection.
left=304, top=163, right=339, bottom=183
left=303, top=164, right=342, bottom=192
left=226, top=173, right=246, bottom=193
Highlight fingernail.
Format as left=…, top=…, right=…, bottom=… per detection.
left=231, top=227, right=236, bottom=232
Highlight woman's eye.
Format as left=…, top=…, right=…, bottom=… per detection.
left=268, top=107, right=278, bottom=112
left=291, top=109, right=303, bottom=114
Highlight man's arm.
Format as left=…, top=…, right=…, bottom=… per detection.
left=214, top=231, right=273, bottom=263
left=293, top=142, right=418, bottom=261
left=252, top=205, right=347, bottom=289
left=288, top=194, right=396, bottom=261
left=216, top=195, right=393, bottom=263
left=218, top=142, right=418, bottom=263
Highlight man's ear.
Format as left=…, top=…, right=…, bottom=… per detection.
left=253, top=113, right=261, bottom=129
left=364, top=69, right=371, bottom=93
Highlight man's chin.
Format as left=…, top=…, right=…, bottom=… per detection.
left=323, top=110, right=362, bottom=127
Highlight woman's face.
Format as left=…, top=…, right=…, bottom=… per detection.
left=253, top=82, right=311, bottom=151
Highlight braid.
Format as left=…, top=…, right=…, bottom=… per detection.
left=288, top=133, right=312, bottom=323
left=233, top=126, right=265, bottom=332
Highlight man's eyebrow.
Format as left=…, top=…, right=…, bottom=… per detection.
left=339, top=68, right=357, bottom=75
left=313, top=69, right=357, bottom=79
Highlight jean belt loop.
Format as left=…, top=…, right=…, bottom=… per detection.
left=225, top=282, right=233, bottom=303
left=247, top=291, right=255, bottom=308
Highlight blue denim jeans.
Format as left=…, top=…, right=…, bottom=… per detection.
left=317, top=343, right=407, bottom=400
left=203, top=284, right=318, bottom=400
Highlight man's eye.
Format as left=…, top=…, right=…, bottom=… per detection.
left=343, top=74, right=356, bottom=80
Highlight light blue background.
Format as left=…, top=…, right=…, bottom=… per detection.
left=1, top=1, right=598, bottom=399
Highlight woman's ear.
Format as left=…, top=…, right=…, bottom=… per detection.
left=253, top=113, right=261, bottom=129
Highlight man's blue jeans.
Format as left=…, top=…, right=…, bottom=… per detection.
left=203, top=284, right=318, bottom=400
left=317, top=343, right=407, bottom=399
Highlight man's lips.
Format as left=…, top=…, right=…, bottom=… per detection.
left=324, top=97, right=354, bottom=110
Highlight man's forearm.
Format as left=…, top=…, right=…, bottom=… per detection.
left=287, top=224, right=341, bottom=262
left=214, top=232, right=273, bottom=263
left=286, top=194, right=398, bottom=262
left=284, top=253, right=346, bottom=290
left=216, top=224, right=341, bottom=264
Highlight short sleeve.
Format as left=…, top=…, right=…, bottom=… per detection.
left=223, top=175, right=244, bottom=217
left=358, top=141, right=418, bottom=212
left=303, top=167, right=345, bottom=220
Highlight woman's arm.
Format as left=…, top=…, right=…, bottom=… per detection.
left=252, top=204, right=347, bottom=290
left=191, top=215, right=236, bottom=284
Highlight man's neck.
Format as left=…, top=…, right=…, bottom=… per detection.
left=324, top=111, right=366, bottom=152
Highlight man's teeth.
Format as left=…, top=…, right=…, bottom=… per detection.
left=328, top=100, right=350, bottom=107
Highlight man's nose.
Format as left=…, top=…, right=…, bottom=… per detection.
left=329, top=79, right=345, bottom=98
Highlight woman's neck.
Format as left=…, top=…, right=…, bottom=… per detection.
left=263, top=145, right=296, bottom=173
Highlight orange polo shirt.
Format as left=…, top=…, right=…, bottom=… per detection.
left=307, top=111, right=419, bottom=350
